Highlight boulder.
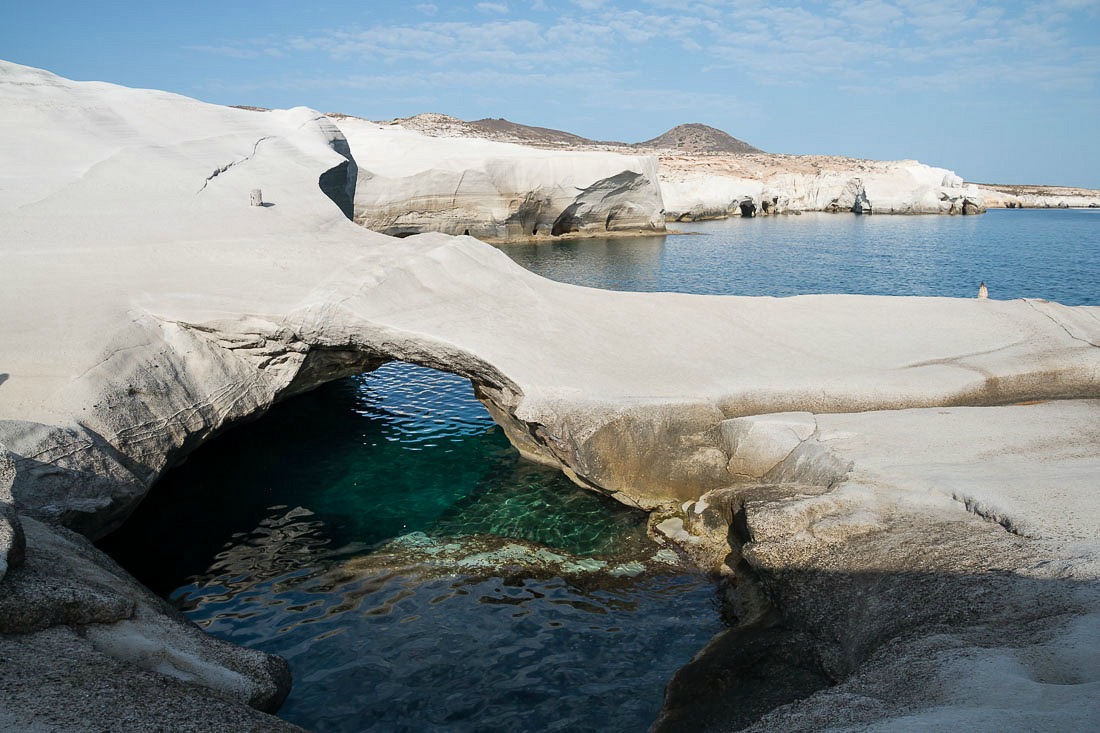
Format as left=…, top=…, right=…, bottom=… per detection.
left=0, top=514, right=298, bottom=729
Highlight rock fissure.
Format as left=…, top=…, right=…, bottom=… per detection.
left=950, top=492, right=1025, bottom=537
left=196, top=135, right=275, bottom=193
left=1024, top=299, right=1100, bottom=348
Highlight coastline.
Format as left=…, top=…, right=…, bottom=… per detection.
left=2, top=60, right=1099, bottom=732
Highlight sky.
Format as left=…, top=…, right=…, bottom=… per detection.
left=3, top=0, right=1098, bottom=187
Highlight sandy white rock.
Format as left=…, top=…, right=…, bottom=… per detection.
left=720, top=412, right=817, bottom=479
left=661, top=158, right=985, bottom=219
left=338, top=117, right=665, bottom=241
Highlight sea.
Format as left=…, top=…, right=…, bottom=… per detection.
left=100, top=208, right=1098, bottom=732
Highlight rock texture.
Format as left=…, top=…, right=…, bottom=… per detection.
left=655, top=402, right=1100, bottom=731
left=339, top=117, right=665, bottom=241
left=2, top=59, right=1099, bottom=731
left=974, top=182, right=1100, bottom=208
left=659, top=154, right=987, bottom=220
left=382, top=114, right=986, bottom=221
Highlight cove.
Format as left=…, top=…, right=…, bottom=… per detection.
left=100, top=362, right=723, bottom=732
left=501, top=208, right=1098, bottom=305
left=98, top=207, right=1097, bottom=731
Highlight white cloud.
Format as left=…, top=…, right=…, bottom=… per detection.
left=193, top=1, right=1100, bottom=111
left=415, top=3, right=438, bottom=15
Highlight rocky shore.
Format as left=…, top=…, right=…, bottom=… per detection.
left=972, top=182, right=1100, bottom=209
left=334, top=115, right=666, bottom=242
left=376, top=114, right=987, bottom=229
left=2, top=60, right=1098, bottom=731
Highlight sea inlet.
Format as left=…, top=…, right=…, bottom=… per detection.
left=100, top=208, right=1098, bottom=731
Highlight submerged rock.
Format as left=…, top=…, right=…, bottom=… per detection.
left=333, top=530, right=692, bottom=584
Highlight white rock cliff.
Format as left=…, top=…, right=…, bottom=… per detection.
left=1, top=60, right=1098, bottom=731
left=338, top=117, right=665, bottom=241
left=659, top=156, right=986, bottom=219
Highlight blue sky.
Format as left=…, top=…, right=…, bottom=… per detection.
left=3, top=0, right=1098, bottom=186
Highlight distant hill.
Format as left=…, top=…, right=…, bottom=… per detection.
left=466, top=118, right=599, bottom=147
left=379, top=113, right=762, bottom=154
left=634, top=123, right=761, bottom=154
left=382, top=113, right=603, bottom=148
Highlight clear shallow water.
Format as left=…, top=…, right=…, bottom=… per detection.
left=101, top=363, right=720, bottom=732
left=101, top=208, right=1096, bottom=731
left=501, top=209, right=1098, bottom=304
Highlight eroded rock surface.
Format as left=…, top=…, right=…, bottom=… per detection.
left=976, top=182, right=1100, bottom=209
left=378, top=113, right=991, bottom=221
left=2, top=59, right=1099, bottom=731
left=338, top=116, right=665, bottom=241
left=654, top=402, right=1100, bottom=731
left=660, top=155, right=987, bottom=220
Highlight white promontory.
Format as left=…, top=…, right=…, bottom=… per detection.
left=1, top=60, right=1098, bottom=731
left=378, top=115, right=990, bottom=222
left=658, top=155, right=986, bottom=219
left=336, top=116, right=665, bottom=241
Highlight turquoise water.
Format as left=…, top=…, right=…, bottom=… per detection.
left=101, top=363, right=719, bottom=732
left=101, top=208, right=1096, bottom=732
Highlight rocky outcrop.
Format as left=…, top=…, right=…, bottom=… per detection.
left=974, top=182, right=1100, bottom=209
left=2, top=60, right=1098, bottom=731
left=653, top=402, right=1100, bottom=731
left=338, top=117, right=665, bottom=241
left=378, top=115, right=987, bottom=221
left=662, top=157, right=987, bottom=220
left=0, top=450, right=25, bottom=582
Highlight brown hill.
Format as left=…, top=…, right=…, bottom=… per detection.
left=466, top=118, right=602, bottom=147
left=634, top=123, right=761, bottom=154
left=381, top=114, right=762, bottom=154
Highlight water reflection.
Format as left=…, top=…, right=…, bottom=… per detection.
left=500, top=235, right=668, bottom=292
left=499, top=209, right=1098, bottom=305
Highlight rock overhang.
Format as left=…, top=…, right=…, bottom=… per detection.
left=2, top=59, right=1099, bottom=731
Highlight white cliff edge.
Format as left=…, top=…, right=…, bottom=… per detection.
left=659, top=156, right=986, bottom=219
left=338, top=117, right=665, bottom=241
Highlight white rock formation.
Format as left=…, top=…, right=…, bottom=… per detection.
left=337, top=117, right=665, bottom=241
left=976, top=183, right=1100, bottom=209
left=1, top=59, right=1098, bottom=731
left=660, top=156, right=986, bottom=219
left=379, top=115, right=991, bottom=221
left=658, top=401, right=1100, bottom=731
